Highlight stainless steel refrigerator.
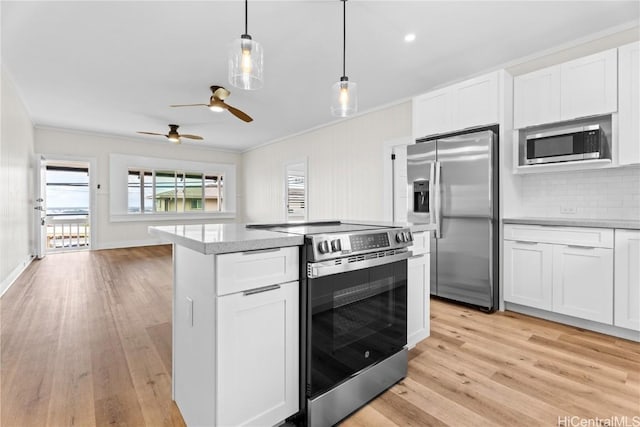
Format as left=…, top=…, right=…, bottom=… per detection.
left=407, top=127, right=499, bottom=311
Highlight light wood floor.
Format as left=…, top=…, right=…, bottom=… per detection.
left=1, top=246, right=638, bottom=426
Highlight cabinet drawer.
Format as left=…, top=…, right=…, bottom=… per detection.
left=504, top=224, right=613, bottom=248
left=216, top=246, right=299, bottom=296
left=411, top=231, right=430, bottom=255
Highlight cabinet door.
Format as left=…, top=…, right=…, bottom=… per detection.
left=407, top=253, right=430, bottom=349
left=452, top=72, right=499, bottom=130
left=618, top=42, right=640, bottom=166
left=560, top=49, right=618, bottom=121
left=614, top=230, right=640, bottom=331
left=216, top=281, right=299, bottom=427
left=552, top=245, right=613, bottom=324
left=503, top=240, right=553, bottom=310
left=413, top=88, right=453, bottom=139
left=513, top=66, right=561, bottom=129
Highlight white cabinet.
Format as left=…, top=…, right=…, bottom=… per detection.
left=560, top=49, right=618, bottom=121
left=503, top=225, right=614, bottom=324
left=513, top=66, right=560, bottom=129
left=413, top=71, right=500, bottom=139
left=217, top=281, right=299, bottom=427
left=407, top=252, right=430, bottom=349
left=503, top=240, right=553, bottom=310
left=173, top=245, right=299, bottom=427
left=618, top=42, right=640, bottom=166
left=513, top=48, right=618, bottom=129
left=552, top=245, right=613, bottom=324
left=614, top=229, right=640, bottom=331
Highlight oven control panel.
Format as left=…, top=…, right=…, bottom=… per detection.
left=308, top=227, right=413, bottom=261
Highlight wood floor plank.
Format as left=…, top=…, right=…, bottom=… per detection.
left=2, top=245, right=639, bottom=427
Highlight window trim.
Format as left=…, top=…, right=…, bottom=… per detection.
left=110, top=154, right=236, bottom=222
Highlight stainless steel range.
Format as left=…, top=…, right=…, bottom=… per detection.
left=248, top=221, right=413, bottom=426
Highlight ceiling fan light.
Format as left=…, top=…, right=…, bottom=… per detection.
left=209, top=105, right=224, bottom=113
left=168, top=134, right=180, bottom=143
left=229, top=35, right=264, bottom=90
left=331, top=77, right=357, bottom=117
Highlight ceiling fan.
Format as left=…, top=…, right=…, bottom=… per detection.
left=136, top=124, right=203, bottom=144
left=170, top=86, right=253, bottom=123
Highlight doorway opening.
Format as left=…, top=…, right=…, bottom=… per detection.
left=37, top=158, right=94, bottom=254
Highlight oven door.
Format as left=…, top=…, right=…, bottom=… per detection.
left=306, top=259, right=407, bottom=399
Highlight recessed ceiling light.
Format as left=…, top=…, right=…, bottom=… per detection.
left=404, top=33, right=416, bottom=43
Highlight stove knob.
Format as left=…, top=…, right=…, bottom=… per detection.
left=331, top=239, right=342, bottom=252
left=318, top=240, right=330, bottom=254
left=395, top=233, right=403, bottom=243
left=407, top=231, right=413, bottom=241
left=403, top=232, right=410, bottom=242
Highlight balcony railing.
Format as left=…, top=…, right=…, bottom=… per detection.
left=46, top=215, right=90, bottom=251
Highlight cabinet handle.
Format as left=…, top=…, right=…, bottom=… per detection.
left=408, top=254, right=425, bottom=260
left=242, top=247, right=281, bottom=255
left=515, top=240, right=538, bottom=245
left=243, top=284, right=281, bottom=296
left=567, top=245, right=595, bottom=249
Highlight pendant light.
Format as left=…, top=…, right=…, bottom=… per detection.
left=331, top=0, right=357, bottom=117
left=228, top=0, right=263, bottom=90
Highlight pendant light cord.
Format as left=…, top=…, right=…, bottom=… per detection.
left=342, top=0, right=346, bottom=78
left=245, top=0, right=248, bottom=35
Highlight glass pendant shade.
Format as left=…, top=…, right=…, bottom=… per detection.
left=228, top=35, right=264, bottom=90
left=331, top=77, right=357, bottom=117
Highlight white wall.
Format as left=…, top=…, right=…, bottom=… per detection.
left=1, top=68, right=35, bottom=295
left=520, top=167, right=640, bottom=220
left=242, top=102, right=411, bottom=223
left=35, top=128, right=243, bottom=249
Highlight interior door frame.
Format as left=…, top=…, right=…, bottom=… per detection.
left=382, top=136, right=412, bottom=222
left=36, top=153, right=98, bottom=252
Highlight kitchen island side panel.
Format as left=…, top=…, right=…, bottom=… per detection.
left=173, top=245, right=217, bottom=426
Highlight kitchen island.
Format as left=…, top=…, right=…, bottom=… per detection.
left=149, top=224, right=303, bottom=427
left=149, top=221, right=434, bottom=426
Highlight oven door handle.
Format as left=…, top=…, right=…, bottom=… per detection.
left=307, top=250, right=412, bottom=278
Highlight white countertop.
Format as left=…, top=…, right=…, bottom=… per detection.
left=149, top=224, right=303, bottom=254
left=503, top=217, right=640, bottom=230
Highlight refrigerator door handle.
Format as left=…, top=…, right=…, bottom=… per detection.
left=434, top=160, right=442, bottom=239
left=428, top=161, right=436, bottom=226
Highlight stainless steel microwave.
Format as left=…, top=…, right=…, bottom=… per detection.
left=525, top=124, right=602, bottom=165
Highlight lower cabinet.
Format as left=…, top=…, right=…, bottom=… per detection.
left=552, top=245, right=613, bottom=324
left=407, top=251, right=430, bottom=349
left=503, top=225, right=614, bottom=325
left=217, top=280, right=299, bottom=427
left=614, top=229, right=640, bottom=331
left=504, top=240, right=553, bottom=310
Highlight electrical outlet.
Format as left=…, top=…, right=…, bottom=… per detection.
left=560, top=206, right=577, bottom=215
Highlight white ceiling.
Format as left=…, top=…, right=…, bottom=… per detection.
left=2, top=1, right=639, bottom=152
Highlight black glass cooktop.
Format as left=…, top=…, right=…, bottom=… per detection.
left=246, top=221, right=391, bottom=236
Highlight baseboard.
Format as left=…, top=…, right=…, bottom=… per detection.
left=96, top=237, right=167, bottom=250
left=0, top=255, right=35, bottom=297
left=505, top=302, right=640, bottom=342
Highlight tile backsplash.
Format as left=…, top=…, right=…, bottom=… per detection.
left=520, top=166, right=640, bottom=220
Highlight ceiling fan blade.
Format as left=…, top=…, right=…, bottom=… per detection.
left=180, top=134, right=204, bottom=140
left=225, top=104, right=253, bottom=123
left=170, top=103, right=209, bottom=108
left=137, top=131, right=165, bottom=136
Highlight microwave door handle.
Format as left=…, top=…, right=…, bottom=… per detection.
left=434, top=161, right=442, bottom=239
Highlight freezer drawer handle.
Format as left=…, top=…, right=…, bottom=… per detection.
left=243, top=284, right=281, bottom=296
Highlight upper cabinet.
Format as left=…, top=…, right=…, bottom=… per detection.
left=514, top=48, right=618, bottom=129
left=513, top=66, right=561, bottom=129
left=618, top=41, right=640, bottom=166
left=413, top=71, right=500, bottom=139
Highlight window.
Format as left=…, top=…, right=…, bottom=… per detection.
left=46, top=166, right=90, bottom=215
left=110, top=154, right=236, bottom=221
left=127, top=169, right=224, bottom=214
